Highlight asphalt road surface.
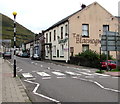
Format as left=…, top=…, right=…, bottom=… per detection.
left=8, top=57, right=120, bottom=103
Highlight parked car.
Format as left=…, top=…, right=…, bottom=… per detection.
left=3, top=51, right=12, bottom=59
left=31, top=53, right=41, bottom=60
left=21, top=52, right=29, bottom=58
left=100, top=60, right=116, bottom=71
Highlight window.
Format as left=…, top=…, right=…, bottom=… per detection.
left=60, top=45, right=64, bottom=56
left=61, top=27, right=63, bottom=39
left=65, top=25, right=68, bottom=34
left=103, top=25, right=109, bottom=32
left=53, top=45, right=56, bottom=56
left=82, top=24, right=89, bottom=37
left=46, top=46, right=48, bottom=56
left=82, top=45, right=89, bottom=52
left=54, top=30, right=56, bottom=41
left=49, top=32, right=51, bottom=42
left=46, top=33, right=48, bottom=43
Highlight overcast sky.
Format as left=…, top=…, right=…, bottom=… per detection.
left=0, top=0, right=119, bottom=33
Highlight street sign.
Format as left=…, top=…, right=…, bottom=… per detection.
left=101, top=31, right=120, bottom=51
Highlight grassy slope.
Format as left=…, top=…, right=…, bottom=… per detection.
left=1, top=14, right=34, bottom=47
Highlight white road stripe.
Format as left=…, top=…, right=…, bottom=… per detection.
left=72, top=77, right=120, bottom=93
left=40, top=65, right=43, bottom=67
left=52, top=72, right=65, bottom=76
left=37, top=72, right=51, bottom=77
left=22, top=73, right=33, bottom=78
left=18, top=69, right=23, bottom=72
left=79, top=72, right=93, bottom=76
left=81, top=69, right=91, bottom=72
left=57, top=77, right=66, bottom=79
left=94, top=73, right=110, bottom=76
left=35, top=63, right=37, bottom=65
left=42, top=77, right=51, bottom=80
left=24, top=79, right=60, bottom=103
left=65, top=71, right=81, bottom=76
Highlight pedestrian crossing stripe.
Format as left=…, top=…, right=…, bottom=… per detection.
left=22, top=73, right=33, bottom=78
left=52, top=72, right=65, bottom=76
left=37, top=72, right=51, bottom=77
left=65, top=71, right=81, bottom=76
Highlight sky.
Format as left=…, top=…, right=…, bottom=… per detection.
left=0, top=0, right=119, bottom=34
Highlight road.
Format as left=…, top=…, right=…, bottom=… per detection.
left=8, top=57, right=119, bottom=103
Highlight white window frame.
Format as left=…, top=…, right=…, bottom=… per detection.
left=82, top=24, right=89, bottom=37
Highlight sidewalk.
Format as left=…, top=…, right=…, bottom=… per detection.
left=0, top=58, right=31, bottom=103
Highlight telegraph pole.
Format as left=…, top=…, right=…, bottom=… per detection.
left=13, top=12, right=17, bottom=77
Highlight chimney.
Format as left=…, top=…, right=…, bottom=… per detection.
left=81, top=4, right=86, bottom=9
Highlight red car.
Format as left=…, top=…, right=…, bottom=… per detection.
left=100, top=60, right=116, bottom=71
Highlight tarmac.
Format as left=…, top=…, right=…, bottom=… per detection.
left=0, top=58, right=31, bottom=103
left=0, top=58, right=119, bottom=104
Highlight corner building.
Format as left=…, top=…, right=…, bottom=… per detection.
left=44, top=2, right=118, bottom=62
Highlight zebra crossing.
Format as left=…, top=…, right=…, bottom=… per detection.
left=21, top=70, right=111, bottom=80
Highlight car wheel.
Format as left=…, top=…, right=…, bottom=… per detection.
left=107, top=66, right=112, bottom=71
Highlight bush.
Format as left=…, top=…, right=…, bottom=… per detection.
left=71, top=50, right=100, bottom=68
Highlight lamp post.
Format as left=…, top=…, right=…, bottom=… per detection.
left=13, top=12, right=17, bottom=77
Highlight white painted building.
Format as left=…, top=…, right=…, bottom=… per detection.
left=44, top=21, right=69, bottom=62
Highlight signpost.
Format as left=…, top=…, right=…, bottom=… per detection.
left=101, top=31, right=120, bottom=70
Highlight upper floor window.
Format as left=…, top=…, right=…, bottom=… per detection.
left=65, top=25, right=68, bottom=34
left=82, top=24, right=89, bottom=37
left=54, top=30, right=56, bottom=41
left=103, top=25, right=109, bottom=32
left=61, top=27, right=63, bottom=39
left=49, top=32, right=51, bottom=42
left=46, top=33, right=48, bottom=43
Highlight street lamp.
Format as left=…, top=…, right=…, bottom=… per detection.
left=13, top=12, right=17, bottom=77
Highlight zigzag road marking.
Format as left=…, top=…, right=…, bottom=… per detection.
left=24, top=78, right=60, bottom=103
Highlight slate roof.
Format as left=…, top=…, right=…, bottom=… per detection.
left=44, top=9, right=82, bottom=32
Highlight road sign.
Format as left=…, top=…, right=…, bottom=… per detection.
left=101, top=31, right=120, bottom=51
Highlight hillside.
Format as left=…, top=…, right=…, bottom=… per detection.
left=1, top=13, right=34, bottom=47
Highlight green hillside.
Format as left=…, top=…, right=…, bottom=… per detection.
left=1, top=13, right=34, bottom=47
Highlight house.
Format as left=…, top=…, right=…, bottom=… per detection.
left=44, top=2, right=118, bottom=62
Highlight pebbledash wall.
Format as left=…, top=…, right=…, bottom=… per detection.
left=44, top=2, right=118, bottom=62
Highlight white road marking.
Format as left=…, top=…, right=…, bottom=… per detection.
left=65, top=71, right=81, bottom=76
left=72, top=77, right=120, bottom=93
left=24, top=79, right=60, bottom=103
left=18, top=69, right=23, bottom=72
left=47, top=67, right=51, bottom=70
left=52, top=72, right=65, bottom=76
left=94, top=73, right=110, bottom=77
left=35, top=63, right=37, bottom=65
left=16, top=67, right=19, bottom=69
left=37, top=72, right=51, bottom=77
left=31, top=62, right=34, bottom=64
left=81, top=69, right=91, bottom=72
left=22, top=73, right=33, bottom=78
left=40, top=65, right=43, bottom=67
left=42, top=77, right=51, bottom=80
left=79, top=72, right=93, bottom=76
left=57, top=77, right=66, bottom=79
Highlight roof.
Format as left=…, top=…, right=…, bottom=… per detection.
left=44, top=9, right=82, bottom=32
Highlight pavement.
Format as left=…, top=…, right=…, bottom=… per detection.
left=0, top=58, right=31, bottom=103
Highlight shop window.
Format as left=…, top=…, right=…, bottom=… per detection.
left=53, top=45, right=56, bottom=56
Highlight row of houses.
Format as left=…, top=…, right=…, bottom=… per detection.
left=25, top=2, right=119, bottom=62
